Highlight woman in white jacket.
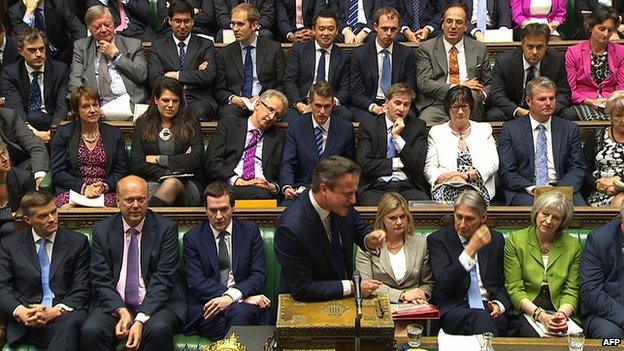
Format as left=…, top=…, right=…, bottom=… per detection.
left=424, top=86, right=499, bottom=204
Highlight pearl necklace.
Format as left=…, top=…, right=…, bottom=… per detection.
left=81, top=132, right=99, bottom=143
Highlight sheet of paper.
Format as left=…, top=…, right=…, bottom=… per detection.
left=241, top=96, right=257, bottom=111
left=69, top=190, right=105, bottom=208
left=484, top=28, right=513, bottom=42
left=222, top=29, right=236, bottom=44
left=522, top=314, right=583, bottom=337
left=101, top=94, right=133, bottom=121
left=133, top=103, right=149, bottom=119
left=437, top=329, right=481, bottom=351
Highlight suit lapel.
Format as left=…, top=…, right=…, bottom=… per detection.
left=328, top=46, right=340, bottom=82
left=256, top=41, right=268, bottom=80
left=111, top=215, right=125, bottom=282
left=304, top=117, right=320, bottom=161
left=165, top=36, right=181, bottom=70
left=331, top=214, right=350, bottom=277
left=324, top=117, right=339, bottom=158
left=367, top=41, right=379, bottom=84
left=434, top=38, right=449, bottom=75
left=551, top=118, right=563, bottom=177
left=184, top=36, right=199, bottom=71
left=521, top=117, right=535, bottom=172
left=261, top=128, right=274, bottom=169
left=303, top=193, right=339, bottom=275
left=234, top=118, right=248, bottom=159
left=464, top=39, right=478, bottom=79
left=199, top=221, right=220, bottom=278
left=85, top=38, right=99, bottom=87
left=140, top=213, right=157, bottom=279
left=547, top=237, right=563, bottom=270
left=391, top=45, right=401, bottom=82
left=20, top=231, right=40, bottom=273
left=49, top=229, right=68, bottom=280
left=18, top=64, right=30, bottom=104
left=617, top=226, right=624, bottom=304
left=378, top=116, right=388, bottom=156
left=231, top=219, right=242, bottom=275
left=513, top=51, right=525, bottom=103
left=478, top=241, right=489, bottom=279
left=581, top=42, right=592, bottom=88
left=528, top=228, right=544, bottom=267
left=42, top=60, right=52, bottom=107
left=379, top=245, right=399, bottom=285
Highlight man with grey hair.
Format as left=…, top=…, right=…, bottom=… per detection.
left=579, top=203, right=624, bottom=338
left=498, top=76, right=586, bottom=206
left=206, top=89, right=288, bottom=200
left=428, top=190, right=513, bottom=335
left=69, top=5, right=148, bottom=118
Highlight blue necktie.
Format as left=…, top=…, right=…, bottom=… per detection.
left=38, top=238, right=53, bottom=307
left=535, top=124, right=549, bottom=186
left=315, top=126, right=324, bottom=157
left=477, top=0, right=487, bottom=33
left=242, top=46, right=254, bottom=98
left=411, top=0, right=421, bottom=31
left=125, top=228, right=141, bottom=311
left=380, top=50, right=391, bottom=97
left=382, top=127, right=396, bottom=182
left=468, top=263, right=485, bottom=309
left=347, top=0, right=358, bottom=29
left=28, top=71, right=42, bottom=112
left=316, top=49, right=326, bottom=83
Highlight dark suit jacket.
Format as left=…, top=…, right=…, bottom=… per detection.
left=280, top=115, right=355, bottom=189
left=0, top=58, right=69, bottom=127
left=183, top=218, right=266, bottom=331
left=205, top=117, right=285, bottom=184
left=7, top=167, right=32, bottom=213
left=284, top=41, right=350, bottom=106
left=497, top=116, right=586, bottom=204
left=456, top=0, right=512, bottom=34
left=277, top=0, right=325, bottom=40
left=90, top=211, right=185, bottom=321
left=1, top=37, right=19, bottom=72
left=350, top=40, right=417, bottom=110
left=337, top=0, right=380, bottom=32
left=50, top=120, right=128, bottom=195
left=156, top=0, right=217, bottom=36
left=0, top=228, right=90, bottom=344
left=0, top=108, right=48, bottom=173
left=275, top=190, right=373, bottom=301
left=356, top=115, right=428, bottom=193
left=8, top=0, right=85, bottom=59
left=130, top=119, right=204, bottom=184
left=386, top=0, right=443, bottom=32
left=490, top=48, right=571, bottom=119
left=214, top=38, right=285, bottom=105
left=580, top=219, right=624, bottom=328
left=215, top=0, right=273, bottom=30
left=427, top=225, right=512, bottom=315
left=148, top=33, right=217, bottom=111
left=86, top=0, right=154, bottom=40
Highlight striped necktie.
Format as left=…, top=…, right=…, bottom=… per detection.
left=315, top=126, right=324, bottom=157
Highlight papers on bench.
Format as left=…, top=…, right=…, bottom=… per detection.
left=437, top=329, right=482, bottom=351
left=484, top=28, right=513, bottom=42
left=69, top=190, right=105, bottom=208
left=522, top=314, right=583, bottom=337
left=391, top=303, right=440, bottom=320
left=158, top=173, right=194, bottom=182
left=101, top=94, right=133, bottom=121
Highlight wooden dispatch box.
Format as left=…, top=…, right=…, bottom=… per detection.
left=275, top=294, right=396, bottom=350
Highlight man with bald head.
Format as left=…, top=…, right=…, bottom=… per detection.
left=79, top=175, right=185, bottom=351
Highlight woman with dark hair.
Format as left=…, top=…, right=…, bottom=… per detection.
left=424, top=86, right=499, bottom=204
left=130, top=78, right=204, bottom=206
left=51, top=85, right=128, bottom=207
left=0, top=139, right=32, bottom=238
left=565, top=5, right=624, bottom=120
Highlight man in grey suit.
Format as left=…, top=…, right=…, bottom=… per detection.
left=415, top=3, right=490, bottom=122
left=69, top=5, right=148, bottom=115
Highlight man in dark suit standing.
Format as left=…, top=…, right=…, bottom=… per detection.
left=356, top=83, right=428, bottom=205
left=283, top=10, right=352, bottom=122
left=149, top=0, right=218, bottom=120
left=428, top=190, right=513, bottom=335
left=206, top=89, right=288, bottom=200
left=1, top=29, right=69, bottom=144
left=214, top=0, right=273, bottom=41
left=337, top=0, right=381, bottom=43
left=215, top=3, right=285, bottom=120
left=275, top=156, right=386, bottom=301
left=79, top=175, right=185, bottom=351
left=86, top=0, right=154, bottom=41
left=498, top=76, right=586, bottom=206
left=8, top=0, right=85, bottom=63
left=0, top=190, right=90, bottom=350
left=579, top=215, right=624, bottom=338
left=183, top=181, right=270, bottom=340
left=350, top=7, right=416, bottom=122
left=386, top=0, right=443, bottom=42
left=280, top=82, right=355, bottom=206
left=488, top=23, right=573, bottom=121
left=277, top=0, right=326, bottom=42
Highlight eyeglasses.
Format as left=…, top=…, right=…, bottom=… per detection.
left=258, top=99, right=279, bottom=118
left=450, top=104, right=470, bottom=112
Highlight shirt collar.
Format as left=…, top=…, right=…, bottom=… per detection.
left=246, top=117, right=264, bottom=135
left=239, top=37, right=258, bottom=50
left=32, top=229, right=56, bottom=245
left=122, top=217, right=146, bottom=235
left=529, top=114, right=552, bottom=132
left=522, top=56, right=541, bottom=72
left=315, top=40, right=333, bottom=53
left=309, top=190, right=330, bottom=223
left=443, top=37, right=465, bottom=53
left=211, top=221, right=234, bottom=240
left=375, top=40, right=393, bottom=55
left=172, top=33, right=191, bottom=47
left=312, top=115, right=331, bottom=132
left=384, top=115, right=394, bottom=130
left=25, top=62, right=45, bottom=75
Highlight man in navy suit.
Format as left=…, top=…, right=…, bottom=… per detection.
left=1, top=28, right=68, bottom=144
left=149, top=0, right=217, bottom=120
left=337, top=0, right=381, bottom=44
left=79, top=175, right=185, bottom=351
left=183, top=181, right=270, bottom=340
left=283, top=10, right=352, bottom=122
left=428, top=190, right=513, bottom=335
left=580, top=214, right=624, bottom=338
left=280, top=82, right=355, bottom=206
left=356, top=83, right=428, bottom=205
left=498, top=76, right=586, bottom=206
left=275, top=156, right=386, bottom=301
left=0, top=190, right=89, bottom=351
left=349, top=7, right=416, bottom=122
left=386, top=0, right=443, bottom=42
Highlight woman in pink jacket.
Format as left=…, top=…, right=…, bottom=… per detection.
left=565, top=5, right=624, bottom=120
left=511, top=0, right=567, bottom=37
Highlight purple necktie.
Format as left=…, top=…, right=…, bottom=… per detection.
left=125, top=228, right=140, bottom=311
left=242, top=129, right=260, bottom=180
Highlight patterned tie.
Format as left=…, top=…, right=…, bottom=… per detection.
left=347, top=0, right=358, bottom=29
left=468, top=264, right=485, bottom=309
left=449, top=46, right=460, bottom=85
left=316, top=49, right=326, bottom=83
left=411, top=0, right=421, bottom=31
left=28, top=71, right=42, bottom=112
left=37, top=238, right=53, bottom=307
left=476, top=0, right=487, bottom=33
left=242, top=129, right=260, bottom=180
left=217, top=231, right=230, bottom=286
left=125, top=228, right=141, bottom=311
left=178, top=42, right=188, bottom=105
left=535, top=124, right=549, bottom=186
left=97, top=54, right=115, bottom=105
left=115, top=0, right=129, bottom=32
left=315, top=126, right=324, bottom=157
left=380, top=49, right=391, bottom=97
left=242, top=46, right=254, bottom=98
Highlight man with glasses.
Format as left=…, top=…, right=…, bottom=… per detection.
left=206, top=89, right=288, bottom=199
left=183, top=181, right=270, bottom=340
